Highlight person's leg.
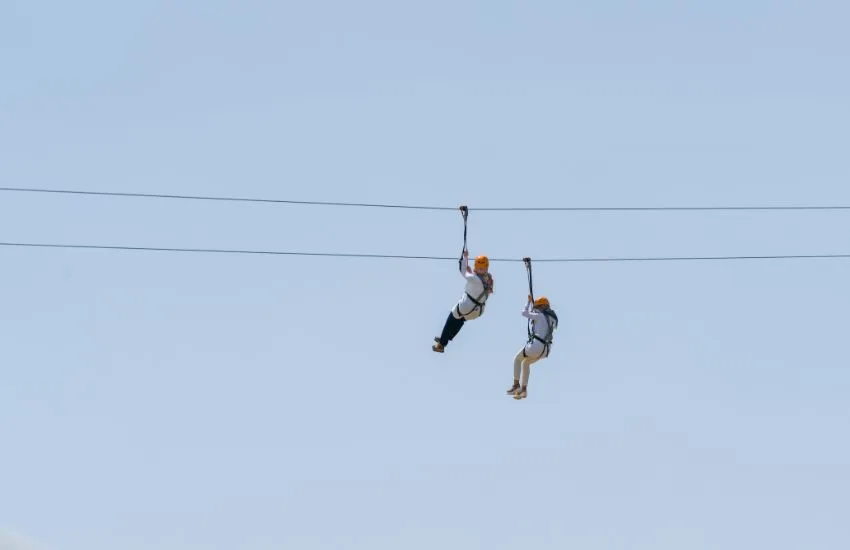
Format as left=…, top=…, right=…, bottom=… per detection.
left=434, top=311, right=465, bottom=351
left=516, top=342, right=544, bottom=398
left=441, top=312, right=465, bottom=345
left=507, top=348, right=524, bottom=393
left=520, top=356, right=539, bottom=388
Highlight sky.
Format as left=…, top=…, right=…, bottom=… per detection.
left=2, top=1, right=849, bottom=549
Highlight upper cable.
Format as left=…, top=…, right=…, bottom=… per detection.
left=3, top=187, right=850, bottom=212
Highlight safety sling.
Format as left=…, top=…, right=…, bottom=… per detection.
left=454, top=205, right=490, bottom=318
left=523, top=257, right=558, bottom=357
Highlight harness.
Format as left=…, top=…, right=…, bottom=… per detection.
left=525, top=308, right=558, bottom=357
left=453, top=205, right=493, bottom=318
left=455, top=273, right=492, bottom=318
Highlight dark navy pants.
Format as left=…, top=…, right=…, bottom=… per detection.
left=438, top=312, right=465, bottom=346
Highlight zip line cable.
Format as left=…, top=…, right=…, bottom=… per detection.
left=4, top=190, right=849, bottom=262
left=0, top=187, right=455, bottom=211
left=3, top=186, right=850, bottom=212
left=2, top=241, right=849, bottom=263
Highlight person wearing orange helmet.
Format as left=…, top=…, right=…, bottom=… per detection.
left=432, top=249, right=494, bottom=352
left=507, top=294, right=558, bottom=399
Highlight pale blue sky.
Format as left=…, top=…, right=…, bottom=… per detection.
left=2, top=1, right=849, bottom=549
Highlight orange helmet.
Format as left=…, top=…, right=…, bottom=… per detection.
left=474, top=255, right=489, bottom=271
left=533, top=296, right=550, bottom=309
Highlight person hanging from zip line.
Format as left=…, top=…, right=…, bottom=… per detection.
left=432, top=205, right=494, bottom=353
left=508, top=258, right=558, bottom=399
left=432, top=248, right=494, bottom=352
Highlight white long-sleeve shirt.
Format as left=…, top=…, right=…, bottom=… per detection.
left=522, top=302, right=555, bottom=341
left=453, top=258, right=493, bottom=319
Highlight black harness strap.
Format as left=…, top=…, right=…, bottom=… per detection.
left=521, top=257, right=557, bottom=358
left=459, top=205, right=469, bottom=272
left=524, top=257, right=534, bottom=342
left=524, top=257, right=533, bottom=298
left=454, top=206, right=491, bottom=319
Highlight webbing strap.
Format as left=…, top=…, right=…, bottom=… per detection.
left=523, top=257, right=556, bottom=350
left=524, top=257, right=533, bottom=340
left=524, top=257, right=534, bottom=301
left=459, top=205, right=469, bottom=272
left=524, top=337, right=550, bottom=359
left=457, top=298, right=484, bottom=318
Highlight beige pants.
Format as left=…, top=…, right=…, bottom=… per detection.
left=513, top=340, right=548, bottom=387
